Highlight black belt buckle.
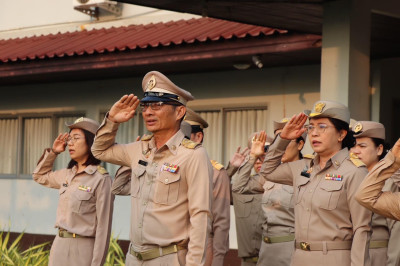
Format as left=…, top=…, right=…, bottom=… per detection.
left=300, top=242, right=310, bottom=251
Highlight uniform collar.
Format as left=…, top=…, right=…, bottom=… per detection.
left=150, top=130, right=184, bottom=155
left=84, top=164, right=98, bottom=175
left=311, top=147, right=349, bottom=170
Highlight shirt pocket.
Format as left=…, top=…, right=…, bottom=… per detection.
left=318, top=181, right=343, bottom=210
left=131, top=165, right=146, bottom=198
left=70, top=190, right=95, bottom=214
left=234, top=195, right=254, bottom=218
left=280, top=185, right=294, bottom=208
left=153, top=171, right=181, bottom=205
left=261, top=182, right=275, bottom=204
left=295, top=176, right=310, bottom=205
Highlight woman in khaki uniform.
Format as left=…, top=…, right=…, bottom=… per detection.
left=253, top=101, right=372, bottom=266
left=32, top=117, right=113, bottom=266
left=351, top=121, right=400, bottom=266
left=235, top=120, right=307, bottom=266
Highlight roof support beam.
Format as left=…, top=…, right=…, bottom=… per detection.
left=372, top=0, right=400, bottom=19
left=320, top=0, right=371, bottom=120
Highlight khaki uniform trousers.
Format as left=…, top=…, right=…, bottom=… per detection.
left=291, top=249, right=351, bottom=266
left=126, top=245, right=188, bottom=266
left=370, top=247, right=388, bottom=266
left=241, top=260, right=257, bottom=266
left=257, top=241, right=294, bottom=266
left=49, top=235, right=95, bottom=266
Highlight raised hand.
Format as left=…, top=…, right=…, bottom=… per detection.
left=52, top=133, right=68, bottom=154
left=280, top=112, right=307, bottom=140
left=392, top=138, right=400, bottom=159
left=229, top=147, right=250, bottom=168
left=250, top=131, right=267, bottom=158
left=109, top=94, right=140, bottom=123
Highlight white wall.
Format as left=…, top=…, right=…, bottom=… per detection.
left=0, top=0, right=199, bottom=39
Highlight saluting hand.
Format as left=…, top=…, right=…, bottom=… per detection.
left=229, top=147, right=250, bottom=168
left=108, top=94, right=140, bottom=123
left=392, top=138, right=400, bottom=159
left=52, top=133, right=68, bottom=154
left=250, top=131, right=267, bottom=158
left=280, top=112, right=307, bottom=140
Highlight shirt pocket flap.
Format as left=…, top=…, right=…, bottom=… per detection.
left=263, top=182, right=275, bottom=190
left=132, top=165, right=146, bottom=178
left=296, top=176, right=310, bottom=187
left=236, top=195, right=254, bottom=203
left=158, top=171, right=181, bottom=184
left=282, top=185, right=294, bottom=194
left=319, top=181, right=343, bottom=192
left=74, top=190, right=93, bottom=200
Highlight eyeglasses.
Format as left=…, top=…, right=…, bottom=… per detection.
left=139, top=102, right=180, bottom=112
left=305, top=124, right=334, bottom=134
left=67, top=136, right=83, bottom=144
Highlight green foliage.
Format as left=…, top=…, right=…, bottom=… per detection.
left=0, top=231, right=125, bottom=266
left=104, top=233, right=125, bottom=266
left=0, top=231, right=50, bottom=266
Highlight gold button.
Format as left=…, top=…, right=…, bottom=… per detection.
left=165, top=178, right=169, bottom=183
left=335, top=160, right=340, bottom=166
left=171, top=145, right=176, bottom=150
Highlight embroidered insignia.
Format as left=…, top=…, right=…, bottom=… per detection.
left=314, top=102, right=325, bottom=113
left=181, top=138, right=200, bottom=149
left=146, top=75, right=156, bottom=91
left=303, top=154, right=315, bottom=159
left=281, top=118, right=289, bottom=123
left=325, top=173, right=343, bottom=181
left=211, top=160, right=224, bottom=170
left=74, top=117, right=84, bottom=123
left=353, top=122, right=363, bottom=133
left=161, top=163, right=179, bottom=173
left=141, top=134, right=153, bottom=141
left=97, top=166, right=108, bottom=174
left=78, top=185, right=92, bottom=192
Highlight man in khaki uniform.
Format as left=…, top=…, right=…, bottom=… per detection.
left=256, top=101, right=372, bottom=266
left=356, top=138, right=400, bottom=220
left=91, top=71, right=213, bottom=266
left=184, top=108, right=230, bottom=266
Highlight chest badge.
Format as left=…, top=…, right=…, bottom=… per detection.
left=161, top=163, right=179, bottom=173
left=78, top=185, right=92, bottom=192
left=325, top=173, right=343, bottom=181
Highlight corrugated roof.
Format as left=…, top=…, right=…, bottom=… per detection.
left=0, top=17, right=287, bottom=63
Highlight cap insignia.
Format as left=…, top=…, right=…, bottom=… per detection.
left=281, top=118, right=289, bottom=123
left=353, top=122, right=363, bottom=133
left=146, top=75, right=156, bottom=91
left=314, top=102, right=325, bottom=113
left=74, top=117, right=84, bottom=123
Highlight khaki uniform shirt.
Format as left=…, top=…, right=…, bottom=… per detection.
left=232, top=156, right=264, bottom=258
left=91, top=118, right=213, bottom=266
left=206, top=162, right=231, bottom=266
left=260, top=136, right=372, bottom=266
left=356, top=151, right=400, bottom=220
left=32, top=148, right=113, bottom=266
left=383, top=177, right=400, bottom=266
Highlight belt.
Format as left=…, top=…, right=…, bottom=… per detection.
left=243, top=256, right=258, bottom=263
left=58, top=229, right=90, bottom=238
left=369, top=240, right=388, bottom=249
left=295, top=240, right=352, bottom=251
left=129, top=244, right=186, bottom=261
left=263, top=234, right=295, bottom=243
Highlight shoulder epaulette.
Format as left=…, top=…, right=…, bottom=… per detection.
left=349, top=153, right=366, bottom=167
left=303, top=154, right=315, bottom=159
left=211, top=160, right=224, bottom=170
left=181, top=138, right=201, bottom=149
left=141, top=134, right=153, bottom=141
left=97, top=165, right=108, bottom=175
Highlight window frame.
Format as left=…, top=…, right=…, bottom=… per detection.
left=0, top=111, right=85, bottom=179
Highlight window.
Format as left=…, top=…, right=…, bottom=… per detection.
left=197, top=107, right=268, bottom=165
left=0, top=114, right=84, bottom=178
